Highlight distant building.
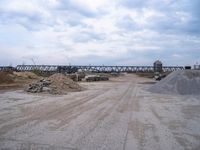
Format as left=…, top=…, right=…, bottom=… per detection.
left=194, top=63, right=200, bottom=70
left=154, top=60, right=162, bottom=72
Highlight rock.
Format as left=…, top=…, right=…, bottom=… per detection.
left=25, top=83, right=43, bottom=93
left=25, top=79, right=51, bottom=93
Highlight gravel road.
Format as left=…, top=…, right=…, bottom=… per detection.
left=0, top=74, right=200, bottom=150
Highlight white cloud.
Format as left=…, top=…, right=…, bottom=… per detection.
left=0, top=0, right=200, bottom=66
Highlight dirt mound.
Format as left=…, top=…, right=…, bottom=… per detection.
left=13, top=72, right=39, bottom=79
left=48, top=73, right=82, bottom=93
left=0, top=72, right=14, bottom=84
left=148, top=70, right=200, bottom=95
left=25, top=73, right=82, bottom=94
left=0, top=71, right=41, bottom=90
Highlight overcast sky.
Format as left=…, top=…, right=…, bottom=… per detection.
left=0, top=0, right=200, bottom=66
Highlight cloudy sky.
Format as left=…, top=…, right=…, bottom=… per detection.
left=0, top=0, right=200, bottom=66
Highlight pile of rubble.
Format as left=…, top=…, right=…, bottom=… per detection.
left=66, top=72, right=85, bottom=81
left=85, top=75, right=109, bottom=82
left=148, top=70, right=200, bottom=95
left=25, top=73, right=82, bottom=94
left=25, top=79, right=51, bottom=93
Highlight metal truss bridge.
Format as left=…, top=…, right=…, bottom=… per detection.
left=0, top=65, right=184, bottom=73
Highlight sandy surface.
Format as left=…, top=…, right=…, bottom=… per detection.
left=0, top=74, right=200, bottom=150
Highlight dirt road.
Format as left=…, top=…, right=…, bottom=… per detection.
left=0, top=74, right=200, bottom=150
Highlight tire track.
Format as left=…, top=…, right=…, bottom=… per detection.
left=0, top=89, right=109, bottom=136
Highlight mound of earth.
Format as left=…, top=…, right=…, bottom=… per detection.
left=13, top=72, right=40, bottom=80
left=148, top=70, right=200, bottom=95
left=48, top=73, right=82, bottom=93
left=0, top=72, right=14, bottom=84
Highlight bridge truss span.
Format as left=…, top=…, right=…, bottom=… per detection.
left=2, top=65, right=184, bottom=73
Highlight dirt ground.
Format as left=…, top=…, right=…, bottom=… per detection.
left=0, top=74, right=200, bottom=150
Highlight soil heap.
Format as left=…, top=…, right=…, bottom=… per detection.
left=148, top=70, right=200, bottom=95
left=48, top=73, right=82, bottom=94
left=0, top=72, right=14, bottom=84
left=13, top=72, right=40, bottom=80
left=0, top=71, right=40, bottom=90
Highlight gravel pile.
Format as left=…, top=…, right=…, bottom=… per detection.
left=148, top=70, right=200, bottom=95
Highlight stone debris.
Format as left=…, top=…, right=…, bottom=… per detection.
left=25, top=73, right=82, bottom=94
left=25, top=79, right=51, bottom=93
left=148, top=70, right=200, bottom=95
left=85, top=75, right=109, bottom=82
left=66, top=72, right=85, bottom=81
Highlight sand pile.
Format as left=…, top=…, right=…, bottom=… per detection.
left=26, top=73, right=82, bottom=94
left=148, top=70, right=200, bottom=95
left=0, top=72, right=14, bottom=84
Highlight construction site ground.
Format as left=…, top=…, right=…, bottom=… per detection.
left=0, top=74, right=200, bottom=150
